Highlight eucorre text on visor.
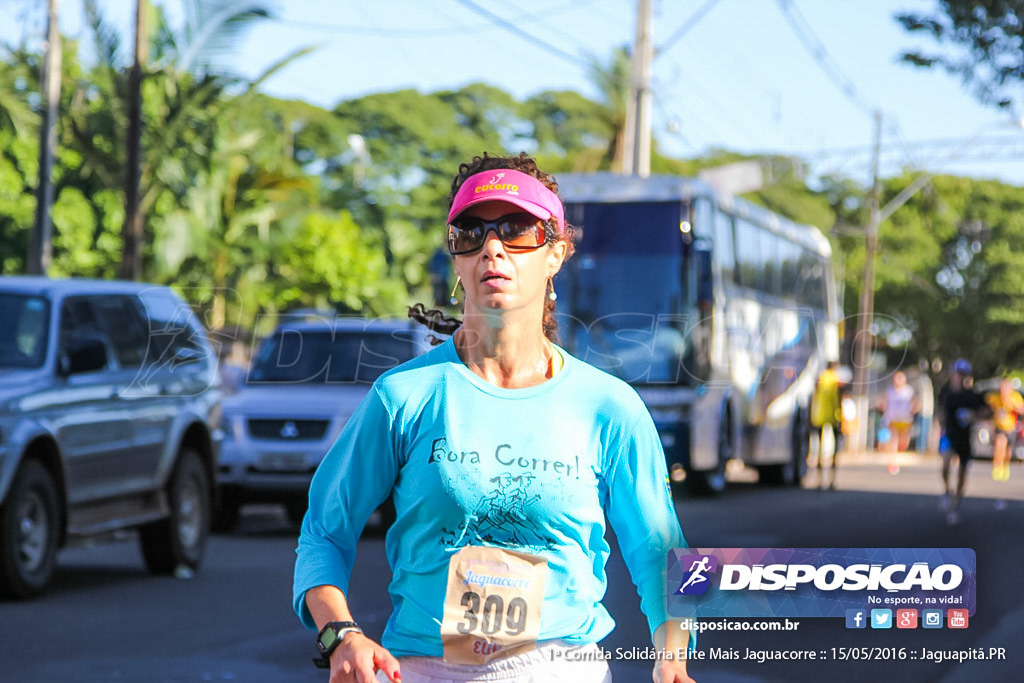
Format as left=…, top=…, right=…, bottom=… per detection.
left=448, top=169, right=565, bottom=231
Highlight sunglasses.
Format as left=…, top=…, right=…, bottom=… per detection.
left=447, top=213, right=551, bottom=255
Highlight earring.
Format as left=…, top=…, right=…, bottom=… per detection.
left=547, top=277, right=557, bottom=302
left=450, top=276, right=462, bottom=306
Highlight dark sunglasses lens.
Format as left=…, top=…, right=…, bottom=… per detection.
left=448, top=223, right=484, bottom=254
left=498, top=215, right=546, bottom=248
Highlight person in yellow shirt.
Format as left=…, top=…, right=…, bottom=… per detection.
left=986, top=378, right=1024, bottom=481
left=810, top=361, right=844, bottom=489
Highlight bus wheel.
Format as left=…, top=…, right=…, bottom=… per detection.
left=686, top=415, right=731, bottom=496
left=788, top=414, right=809, bottom=486
left=759, top=416, right=808, bottom=486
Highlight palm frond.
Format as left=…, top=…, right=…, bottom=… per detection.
left=233, top=45, right=316, bottom=100
left=177, top=0, right=274, bottom=75
left=83, top=0, right=122, bottom=70
left=0, top=66, right=35, bottom=136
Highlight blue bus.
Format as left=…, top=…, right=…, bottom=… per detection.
left=555, top=173, right=841, bottom=494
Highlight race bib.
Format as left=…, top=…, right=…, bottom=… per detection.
left=440, top=546, right=547, bottom=665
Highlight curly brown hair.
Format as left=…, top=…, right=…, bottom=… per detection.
left=408, top=152, right=575, bottom=343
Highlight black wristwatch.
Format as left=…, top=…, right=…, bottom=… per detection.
left=313, top=621, right=362, bottom=668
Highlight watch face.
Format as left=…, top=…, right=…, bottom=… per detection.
left=318, top=629, right=338, bottom=652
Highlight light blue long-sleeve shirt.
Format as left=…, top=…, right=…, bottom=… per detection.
left=293, top=338, right=687, bottom=657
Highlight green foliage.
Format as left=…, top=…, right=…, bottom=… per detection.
left=5, top=18, right=1024, bottom=378
left=274, top=211, right=392, bottom=314
left=896, top=1, right=1024, bottom=112
left=0, top=51, right=36, bottom=137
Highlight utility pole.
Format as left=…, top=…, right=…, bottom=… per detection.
left=623, top=0, right=653, bottom=177
left=27, top=0, right=61, bottom=276
left=851, top=110, right=883, bottom=454
left=120, top=0, right=147, bottom=281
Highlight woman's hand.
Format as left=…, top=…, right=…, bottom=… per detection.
left=651, top=622, right=695, bottom=683
left=327, top=631, right=401, bottom=683
left=653, top=659, right=695, bottom=683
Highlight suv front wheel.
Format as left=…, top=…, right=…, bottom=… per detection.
left=139, top=448, right=210, bottom=575
left=0, top=459, right=60, bottom=599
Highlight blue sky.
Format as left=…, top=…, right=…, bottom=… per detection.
left=6, top=0, right=1024, bottom=186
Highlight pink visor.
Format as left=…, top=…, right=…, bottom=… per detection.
left=448, top=169, right=565, bottom=231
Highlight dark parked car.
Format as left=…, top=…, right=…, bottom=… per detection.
left=214, top=316, right=432, bottom=530
left=0, top=277, right=221, bottom=598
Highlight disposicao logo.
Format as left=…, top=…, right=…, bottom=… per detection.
left=666, top=548, right=976, bottom=619
left=674, top=555, right=718, bottom=595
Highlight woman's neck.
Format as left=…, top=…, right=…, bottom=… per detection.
left=454, top=315, right=558, bottom=389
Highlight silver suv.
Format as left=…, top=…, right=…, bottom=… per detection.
left=0, top=277, right=221, bottom=598
left=215, top=316, right=431, bottom=529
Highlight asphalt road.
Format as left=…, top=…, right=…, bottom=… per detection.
left=1, top=451, right=1021, bottom=683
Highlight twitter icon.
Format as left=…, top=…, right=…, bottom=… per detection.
left=870, top=609, right=892, bottom=629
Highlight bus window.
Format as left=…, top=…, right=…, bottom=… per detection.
left=797, top=250, right=827, bottom=310
left=760, top=228, right=780, bottom=297
left=779, top=240, right=800, bottom=301
left=713, top=208, right=736, bottom=285
left=735, top=217, right=760, bottom=291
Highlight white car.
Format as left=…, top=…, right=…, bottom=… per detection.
left=214, top=316, right=432, bottom=530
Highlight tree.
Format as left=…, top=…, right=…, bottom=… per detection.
left=830, top=171, right=1024, bottom=375
left=153, top=125, right=314, bottom=330
left=523, top=89, right=621, bottom=173
left=584, top=45, right=632, bottom=171
left=0, top=51, right=35, bottom=137
left=0, top=46, right=39, bottom=273
left=896, top=1, right=1024, bottom=112
left=75, top=0, right=291, bottom=279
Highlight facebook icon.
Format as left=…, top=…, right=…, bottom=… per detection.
left=845, top=609, right=867, bottom=629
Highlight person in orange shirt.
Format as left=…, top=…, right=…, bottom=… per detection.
left=985, top=378, right=1024, bottom=481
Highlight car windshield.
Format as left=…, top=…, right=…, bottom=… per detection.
left=0, top=293, right=50, bottom=369
left=247, top=328, right=418, bottom=384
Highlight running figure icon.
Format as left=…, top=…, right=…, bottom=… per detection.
left=678, top=556, right=712, bottom=594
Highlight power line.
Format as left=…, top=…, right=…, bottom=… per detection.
left=277, top=18, right=492, bottom=36
left=452, top=0, right=642, bottom=98
left=277, top=0, right=586, bottom=37
left=350, top=0, right=426, bottom=84
left=454, top=0, right=591, bottom=71
left=653, top=65, right=764, bottom=150
left=773, top=0, right=877, bottom=116
left=786, top=132, right=1024, bottom=180
left=656, top=0, right=721, bottom=55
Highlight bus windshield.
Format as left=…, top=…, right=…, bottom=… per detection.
left=557, top=200, right=702, bottom=386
